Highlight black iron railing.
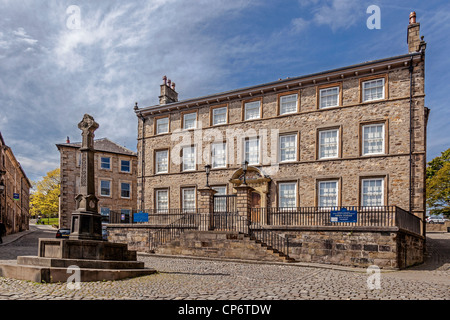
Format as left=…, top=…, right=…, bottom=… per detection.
left=252, top=206, right=421, bottom=235
left=107, top=206, right=421, bottom=236
left=245, top=216, right=290, bottom=259
left=108, top=209, right=194, bottom=225
left=148, top=212, right=202, bottom=252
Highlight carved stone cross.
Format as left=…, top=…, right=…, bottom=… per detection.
left=78, top=114, right=98, bottom=150
left=75, top=114, right=99, bottom=212
left=70, top=114, right=102, bottom=241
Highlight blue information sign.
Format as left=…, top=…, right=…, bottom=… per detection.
left=330, top=208, right=357, bottom=223
left=13, top=193, right=20, bottom=200
left=133, top=211, right=149, bottom=223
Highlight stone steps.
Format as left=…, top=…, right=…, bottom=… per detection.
left=154, top=231, right=296, bottom=263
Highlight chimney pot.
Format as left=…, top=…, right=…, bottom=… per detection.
left=163, top=75, right=167, bottom=85
left=167, top=79, right=171, bottom=87
left=409, top=11, right=416, bottom=24
left=171, top=82, right=176, bottom=90
left=66, top=136, right=70, bottom=143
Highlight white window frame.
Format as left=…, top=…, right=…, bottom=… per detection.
left=155, top=189, right=169, bottom=212
left=279, top=94, right=298, bottom=115
left=120, top=181, right=131, bottom=199
left=212, top=106, right=227, bottom=126
left=181, top=188, right=196, bottom=212
left=244, top=137, right=260, bottom=165
left=318, top=129, right=339, bottom=159
left=211, top=142, right=227, bottom=168
left=182, top=146, right=196, bottom=171
left=362, top=123, right=385, bottom=156
left=99, top=179, right=111, bottom=197
left=279, top=134, right=297, bottom=163
left=155, top=150, right=169, bottom=174
left=244, top=100, right=261, bottom=121
left=362, top=78, right=385, bottom=102
left=361, top=178, right=384, bottom=207
left=318, top=180, right=339, bottom=208
left=100, top=156, right=111, bottom=170
left=319, top=86, right=340, bottom=109
left=183, top=112, right=197, bottom=130
left=278, top=182, right=297, bottom=208
left=156, top=117, right=169, bottom=134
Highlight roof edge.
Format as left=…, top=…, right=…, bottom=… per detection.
left=137, top=52, right=423, bottom=115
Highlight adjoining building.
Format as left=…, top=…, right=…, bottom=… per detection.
left=0, top=132, right=32, bottom=235
left=109, top=13, right=429, bottom=269
left=57, top=137, right=138, bottom=229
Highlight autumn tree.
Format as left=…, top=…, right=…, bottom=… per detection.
left=426, top=148, right=450, bottom=218
left=30, top=168, right=60, bottom=219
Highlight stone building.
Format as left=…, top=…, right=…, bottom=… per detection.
left=134, top=13, right=428, bottom=227
left=57, top=137, right=138, bottom=229
left=108, top=13, right=428, bottom=269
left=0, top=132, right=32, bottom=235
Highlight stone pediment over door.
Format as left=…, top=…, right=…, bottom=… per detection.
left=229, top=166, right=271, bottom=202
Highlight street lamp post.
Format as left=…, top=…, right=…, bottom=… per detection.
left=242, top=161, right=248, bottom=185
left=204, top=164, right=211, bottom=188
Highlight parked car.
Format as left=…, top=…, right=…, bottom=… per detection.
left=426, top=216, right=447, bottom=224
left=56, top=228, right=70, bottom=238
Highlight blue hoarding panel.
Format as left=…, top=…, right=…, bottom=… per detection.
left=133, top=212, right=149, bottom=223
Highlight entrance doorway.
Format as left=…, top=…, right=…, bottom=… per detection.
left=251, top=192, right=261, bottom=223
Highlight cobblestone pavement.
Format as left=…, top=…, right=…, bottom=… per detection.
left=0, top=227, right=448, bottom=300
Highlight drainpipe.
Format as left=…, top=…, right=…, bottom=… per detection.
left=408, top=56, right=414, bottom=215
left=137, top=110, right=146, bottom=212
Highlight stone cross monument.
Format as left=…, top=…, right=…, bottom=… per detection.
left=0, top=113, right=156, bottom=283
left=70, top=114, right=102, bottom=241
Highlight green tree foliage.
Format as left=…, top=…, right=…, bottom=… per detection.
left=426, top=148, right=450, bottom=217
left=30, top=168, right=60, bottom=218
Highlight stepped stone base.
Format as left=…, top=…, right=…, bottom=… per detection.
left=38, top=239, right=137, bottom=261
left=0, top=238, right=156, bottom=283
left=154, top=230, right=294, bottom=263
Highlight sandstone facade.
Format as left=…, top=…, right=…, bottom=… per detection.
left=57, top=138, right=138, bottom=229
left=0, top=132, right=31, bottom=235
left=134, top=20, right=428, bottom=235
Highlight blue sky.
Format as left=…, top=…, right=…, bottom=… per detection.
left=0, top=0, right=449, bottom=183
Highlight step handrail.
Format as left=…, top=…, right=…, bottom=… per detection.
left=148, top=211, right=201, bottom=252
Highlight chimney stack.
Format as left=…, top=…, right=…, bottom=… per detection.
left=159, top=75, right=178, bottom=105
left=407, top=11, right=425, bottom=53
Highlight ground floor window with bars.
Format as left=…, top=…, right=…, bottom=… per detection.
left=361, top=178, right=384, bottom=207
left=182, top=188, right=196, bottom=212
left=212, top=186, right=227, bottom=212
left=279, top=182, right=297, bottom=208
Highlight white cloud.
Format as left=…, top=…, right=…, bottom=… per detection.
left=291, top=0, right=363, bottom=33
left=313, top=0, right=363, bottom=31
left=0, top=0, right=260, bottom=181
left=15, top=155, right=60, bottom=182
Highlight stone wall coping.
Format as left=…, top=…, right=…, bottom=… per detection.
left=261, top=225, right=400, bottom=232
left=107, top=224, right=425, bottom=241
